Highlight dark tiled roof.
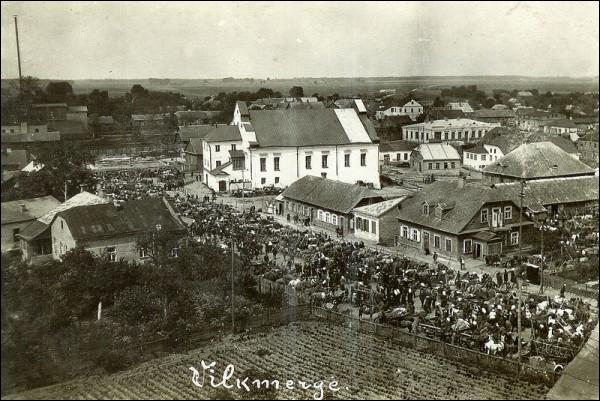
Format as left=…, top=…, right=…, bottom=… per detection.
left=237, top=101, right=249, bottom=116
left=204, top=125, right=242, bottom=143
left=480, top=126, right=524, bottom=154
left=178, top=124, right=213, bottom=143
left=380, top=140, right=418, bottom=153
left=249, top=109, right=374, bottom=147
left=527, top=133, right=578, bottom=154
left=57, top=198, right=185, bottom=242
left=17, top=220, right=50, bottom=241
left=281, top=175, right=382, bottom=214
left=496, top=176, right=599, bottom=213
left=397, top=181, right=520, bottom=235
left=186, top=138, right=203, bottom=155
left=464, top=143, right=488, bottom=154
left=1, top=196, right=61, bottom=225
left=483, top=142, right=595, bottom=179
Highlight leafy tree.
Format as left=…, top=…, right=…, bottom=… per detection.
left=433, top=96, right=444, bottom=107
left=289, top=86, right=304, bottom=97
left=45, top=81, right=74, bottom=103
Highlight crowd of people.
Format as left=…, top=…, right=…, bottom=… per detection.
left=94, top=168, right=185, bottom=202
left=92, top=172, right=597, bottom=367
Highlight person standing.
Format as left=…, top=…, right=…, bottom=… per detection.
left=433, top=251, right=438, bottom=265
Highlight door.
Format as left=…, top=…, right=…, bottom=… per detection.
left=418, top=162, right=422, bottom=172
left=474, top=242, right=482, bottom=259
left=218, top=180, right=227, bottom=192
left=423, top=232, right=430, bottom=251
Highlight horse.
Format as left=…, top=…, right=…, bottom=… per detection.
left=484, top=335, right=505, bottom=355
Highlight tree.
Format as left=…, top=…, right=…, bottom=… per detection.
left=45, top=81, right=74, bottom=103
left=433, top=96, right=444, bottom=107
left=289, top=86, right=304, bottom=97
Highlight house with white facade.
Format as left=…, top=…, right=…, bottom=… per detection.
left=204, top=100, right=381, bottom=192
left=375, top=100, right=423, bottom=121
left=401, top=119, right=500, bottom=144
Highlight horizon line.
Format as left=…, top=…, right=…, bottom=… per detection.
left=1, top=74, right=599, bottom=81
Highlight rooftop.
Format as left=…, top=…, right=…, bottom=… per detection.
left=1, top=195, right=61, bottom=225
left=379, top=140, right=418, bottom=153
left=483, top=142, right=595, bottom=179
left=57, top=198, right=185, bottom=242
left=480, top=126, right=524, bottom=154
left=404, top=118, right=495, bottom=130
left=18, top=192, right=109, bottom=241
left=353, top=196, right=409, bottom=218
left=281, top=175, right=382, bottom=214
left=1, top=149, right=28, bottom=170
left=248, top=109, right=376, bottom=147
left=414, top=143, right=460, bottom=160
left=204, top=125, right=242, bottom=143
left=177, top=124, right=214, bottom=142
left=397, top=181, right=524, bottom=234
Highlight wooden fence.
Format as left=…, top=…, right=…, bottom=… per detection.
left=542, top=274, right=599, bottom=299
left=311, top=306, right=560, bottom=386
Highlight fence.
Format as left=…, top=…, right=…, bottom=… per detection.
left=312, top=306, right=560, bottom=386
left=542, top=274, right=599, bottom=299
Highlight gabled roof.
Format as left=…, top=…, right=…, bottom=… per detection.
left=1, top=195, right=61, bottom=225
left=464, top=143, right=488, bottom=154
left=204, top=125, right=242, bottom=143
left=18, top=192, right=109, bottom=241
left=379, top=140, right=417, bottom=153
left=186, top=138, right=203, bottom=155
left=480, top=126, right=524, bottom=154
left=484, top=142, right=595, bottom=179
left=527, top=133, right=578, bottom=154
left=281, top=176, right=382, bottom=214
left=287, top=102, right=325, bottom=110
left=403, top=100, right=422, bottom=108
left=495, top=176, right=599, bottom=213
left=131, top=113, right=169, bottom=121
left=57, top=198, right=184, bottom=242
left=248, top=109, right=375, bottom=147
left=353, top=196, right=409, bottom=218
left=414, top=143, right=460, bottom=161
left=396, top=181, right=522, bottom=235
left=178, top=124, right=213, bottom=143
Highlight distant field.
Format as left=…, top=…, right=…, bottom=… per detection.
left=3, top=76, right=598, bottom=98
left=5, top=321, right=549, bottom=400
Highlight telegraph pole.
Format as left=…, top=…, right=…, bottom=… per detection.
left=517, top=180, right=524, bottom=374
left=539, top=220, right=545, bottom=294
left=14, top=15, right=23, bottom=96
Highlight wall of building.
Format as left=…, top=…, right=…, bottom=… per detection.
left=463, top=152, right=490, bottom=170
left=380, top=150, right=411, bottom=164
left=410, top=153, right=461, bottom=175
left=203, top=140, right=242, bottom=171
left=402, top=122, right=498, bottom=144
left=246, top=143, right=380, bottom=189
left=51, top=216, right=78, bottom=259
left=82, top=235, right=141, bottom=263
left=354, top=213, right=379, bottom=242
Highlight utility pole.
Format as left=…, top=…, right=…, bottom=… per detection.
left=231, top=235, right=235, bottom=335
left=13, top=15, right=23, bottom=96
left=517, top=179, right=524, bottom=374
left=539, top=220, right=545, bottom=294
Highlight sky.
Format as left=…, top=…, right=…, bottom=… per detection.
left=1, top=1, right=598, bottom=80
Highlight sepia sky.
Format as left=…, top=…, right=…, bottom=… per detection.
left=1, top=1, right=598, bottom=80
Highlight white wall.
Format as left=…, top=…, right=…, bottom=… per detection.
left=246, top=143, right=381, bottom=189
left=380, top=150, right=411, bottom=163
left=202, top=140, right=243, bottom=171
left=354, top=213, right=379, bottom=242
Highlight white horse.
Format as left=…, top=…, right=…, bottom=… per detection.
left=484, top=335, right=505, bottom=355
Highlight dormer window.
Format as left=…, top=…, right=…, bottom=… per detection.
left=423, top=204, right=429, bottom=215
